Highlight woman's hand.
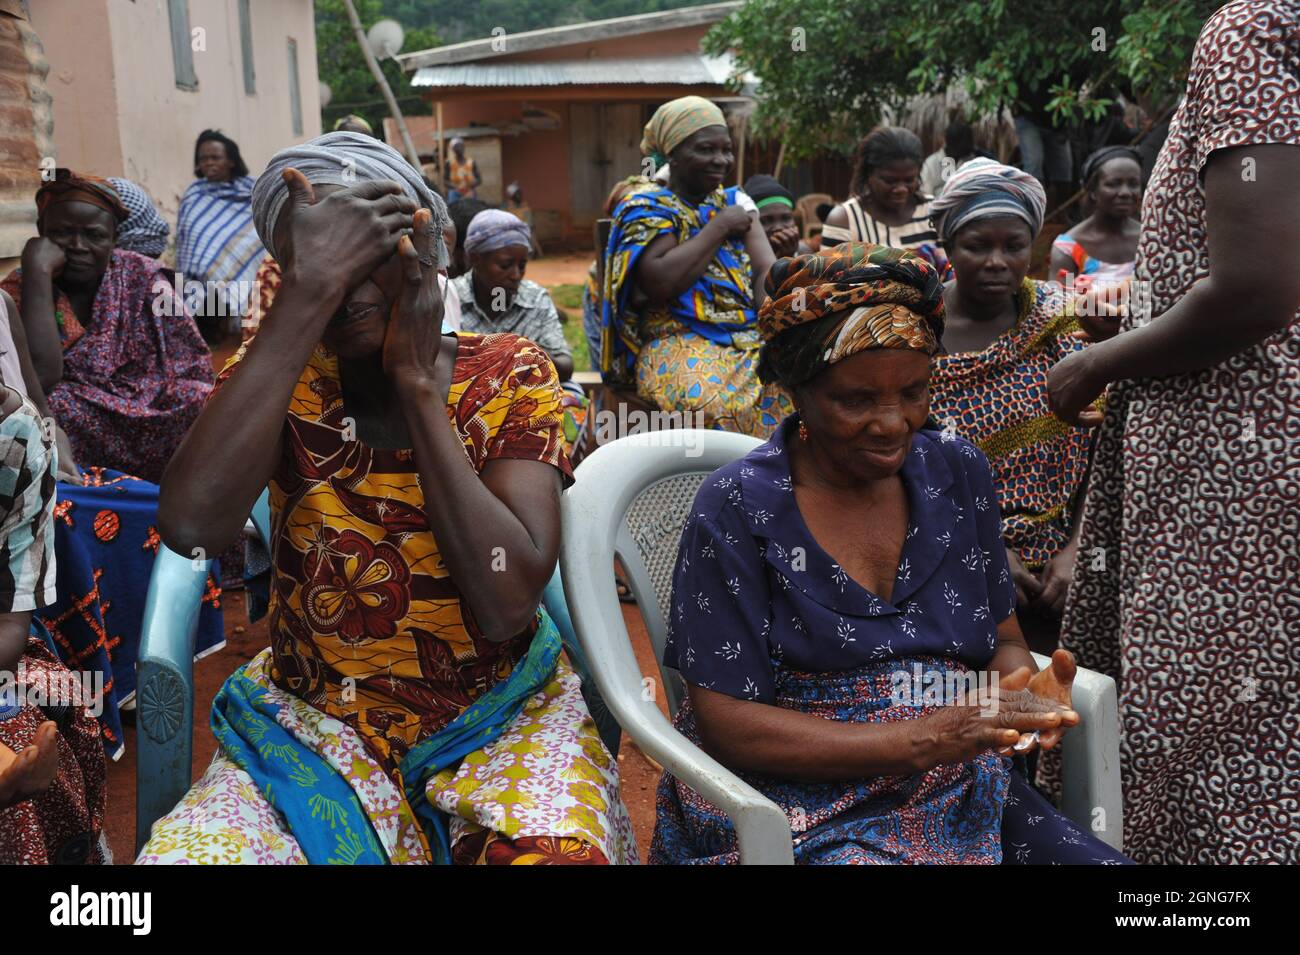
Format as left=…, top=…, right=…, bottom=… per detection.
left=384, top=209, right=445, bottom=392
left=1047, top=348, right=1106, bottom=427
left=276, top=168, right=416, bottom=300
left=1033, top=539, right=1077, bottom=617
left=768, top=224, right=801, bottom=259
left=20, top=237, right=65, bottom=280
left=991, top=661, right=1080, bottom=757
left=918, top=670, right=1075, bottom=768
left=1068, top=277, right=1126, bottom=343
left=1025, top=649, right=1078, bottom=750
left=1006, top=547, right=1042, bottom=608
left=0, top=721, right=59, bottom=809
left=1071, top=311, right=1124, bottom=345
left=711, top=205, right=754, bottom=240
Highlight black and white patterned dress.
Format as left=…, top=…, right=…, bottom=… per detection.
left=1061, top=0, right=1300, bottom=864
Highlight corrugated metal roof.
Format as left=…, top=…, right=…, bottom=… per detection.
left=412, top=53, right=735, bottom=89
left=399, top=2, right=739, bottom=70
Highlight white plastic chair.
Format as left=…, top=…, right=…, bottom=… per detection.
left=560, top=429, right=1124, bottom=863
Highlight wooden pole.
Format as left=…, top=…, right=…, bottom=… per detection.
left=773, top=137, right=788, bottom=179
left=340, top=0, right=422, bottom=172
left=435, top=101, right=445, bottom=191
left=735, top=113, right=747, bottom=186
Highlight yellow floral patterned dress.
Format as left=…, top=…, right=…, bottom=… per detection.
left=139, top=332, right=637, bottom=864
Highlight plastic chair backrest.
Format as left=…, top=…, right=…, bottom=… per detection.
left=569, top=430, right=762, bottom=716
left=561, top=430, right=795, bottom=863
left=796, top=192, right=834, bottom=238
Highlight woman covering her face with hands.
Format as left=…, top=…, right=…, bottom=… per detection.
left=143, top=132, right=635, bottom=866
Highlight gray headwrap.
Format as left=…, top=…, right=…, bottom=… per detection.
left=251, top=130, right=449, bottom=267
left=929, top=157, right=1046, bottom=244
left=463, top=209, right=531, bottom=256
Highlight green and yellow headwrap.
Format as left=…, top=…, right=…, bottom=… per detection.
left=757, top=242, right=946, bottom=389
left=641, top=96, right=727, bottom=160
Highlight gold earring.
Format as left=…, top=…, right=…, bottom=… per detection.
left=798, top=420, right=809, bottom=442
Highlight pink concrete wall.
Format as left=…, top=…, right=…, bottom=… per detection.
left=32, top=0, right=321, bottom=226
left=29, top=0, right=122, bottom=189
left=435, top=100, right=574, bottom=240
left=419, top=22, right=721, bottom=243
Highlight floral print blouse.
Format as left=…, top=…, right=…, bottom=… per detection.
left=663, top=417, right=1018, bottom=702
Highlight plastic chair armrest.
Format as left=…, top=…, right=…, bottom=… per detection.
left=134, top=545, right=211, bottom=854
left=1031, top=652, right=1123, bottom=850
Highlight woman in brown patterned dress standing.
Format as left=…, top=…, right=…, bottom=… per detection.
left=1047, top=0, right=1300, bottom=863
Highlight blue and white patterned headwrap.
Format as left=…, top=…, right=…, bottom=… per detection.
left=108, top=178, right=170, bottom=257
left=251, top=130, right=448, bottom=267
left=463, top=209, right=531, bottom=256
left=929, top=157, right=1046, bottom=243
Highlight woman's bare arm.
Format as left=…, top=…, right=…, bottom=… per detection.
left=399, top=383, right=563, bottom=642
left=634, top=206, right=751, bottom=302
left=743, top=212, right=775, bottom=310
left=158, top=276, right=336, bottom=556
left=1081, top=144, right=1300, bottom=381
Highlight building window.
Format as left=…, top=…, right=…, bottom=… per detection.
left=287, top=38, right=302, bottom=136
left=238, top=0, right=256, bottom=95
left=168, top=0, right=197, bottom=90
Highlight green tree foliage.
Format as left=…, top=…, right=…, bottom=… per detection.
left=315, top=0, right=440, bottom=134
left=704, top=0, right=1221, bottom=161
left=317, top=0, right=706, bottom=134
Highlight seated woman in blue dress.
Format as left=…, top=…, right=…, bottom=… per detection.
left=651, top=242, right=1130, bottom=864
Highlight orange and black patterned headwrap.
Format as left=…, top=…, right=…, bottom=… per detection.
left=36, top=169, right=129, bottom=226
left=756, top=242, right=945, bottom=390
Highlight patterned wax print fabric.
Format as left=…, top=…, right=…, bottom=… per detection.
left=138, top=646, right=637, bottom=864
left=244, top=254, right=281, bottom=342
left=600, top=184, right=792, bottom=436
left=0, top=400, right=107, bottom=864
left=1050, top=233, right=1136, bottom=290
left=820, top=195, right=951, bottom=278
left=1061, top=0, right=1300, bottom=864
left=0, top=624, right=110, bottom=864
left=0, top=250, right=215, bottom=485
left=929, top=279, right=1096, bottom=570
left=448, top=156, right=478, bottom=198
left=138, top=331, right=633, bottom=863
left=40, top=468, right=224, bottom=759
left=0, top=394, right=56, bottom=613
left=582, top=260, right=603, bottom=370
left=175, top=175, right=264, bottom=321
left=651, top=417, right=1129, bottom=864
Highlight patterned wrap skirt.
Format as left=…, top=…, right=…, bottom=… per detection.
left=137, top=648, right=638, bottom=865
left=651, top=656, right=1130, bottom=865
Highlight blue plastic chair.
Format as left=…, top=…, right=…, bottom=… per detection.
left=134, top=489, right=614, bottom=852
left=134, top=537, right=222, bottom=853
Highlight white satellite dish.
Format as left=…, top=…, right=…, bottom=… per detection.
left=366, top=19, right=405, bottom=59
left=319, top=82, right=332, bottom=108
